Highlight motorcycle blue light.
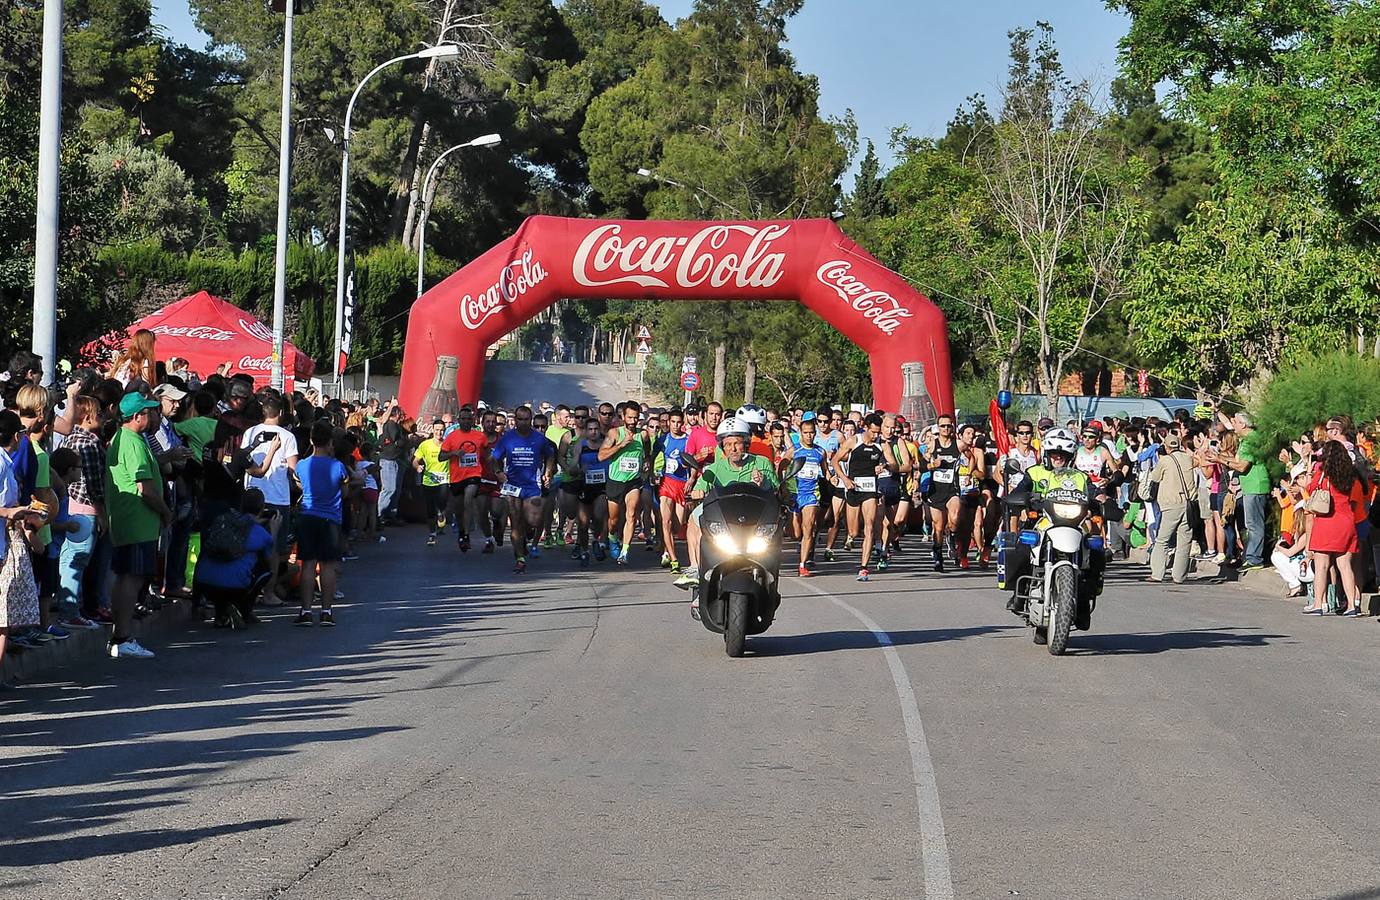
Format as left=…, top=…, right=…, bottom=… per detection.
left=1018, top=530, right=1039, bottom=546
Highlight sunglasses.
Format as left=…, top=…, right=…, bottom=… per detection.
left=939, top=423, right=954, bottom=429
left=1016, top=430, right=1033, bottom=436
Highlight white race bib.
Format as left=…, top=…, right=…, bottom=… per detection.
left=853, top=476, right=876, bottom=493
left=585, top=470, right=606, bottom=485
left=618, top=457, right=640, bottom=474
left=933, top=468, right=955, bottom=484
left=461, top=453, right=479, bottom=468
left=665, top=457, right=680, bottom=475
left=500, top=482, right=522, bottom=498
left=798, top=462, right=821, bottom=481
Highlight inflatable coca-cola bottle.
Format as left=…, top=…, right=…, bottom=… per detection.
left=898, top=362, right=939, bottom=431
left=418, top=355, right=461, bottom=422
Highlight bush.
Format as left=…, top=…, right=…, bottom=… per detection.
left=1252, top=351, right=1380, bottom=458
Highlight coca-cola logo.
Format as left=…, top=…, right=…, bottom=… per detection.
left=815, top=261, right=913, bottom=335
left=573, top=223, right=790, bottom=291
left=460, top=247, right=549, bottom=331
left=240, top=318, right=274, bottom=343
left=150, top=325, right=235, bottom=341
left=238, top=354, right=271, bottom=370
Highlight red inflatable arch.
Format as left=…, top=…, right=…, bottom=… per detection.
left=398, top=216, right=953, bottom=420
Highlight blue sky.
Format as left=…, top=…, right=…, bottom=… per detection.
left=151, top=0, right=1129, bottom=175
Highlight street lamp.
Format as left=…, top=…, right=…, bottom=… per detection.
left=416, top=133, right=502, bottom=299
left=635, top=166, right=743, bottom=218
left=332, top=43, right=465, bottom=391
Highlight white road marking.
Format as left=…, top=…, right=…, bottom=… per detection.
left=795, top=580, right=955, bottom=900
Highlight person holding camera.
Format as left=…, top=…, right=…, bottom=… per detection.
left=195, top=488, right=275, bottom=628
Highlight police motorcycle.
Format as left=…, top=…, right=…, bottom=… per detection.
left=681, top=417, right=802, bottom=658
left=995, top=429, right=1107, bottom=655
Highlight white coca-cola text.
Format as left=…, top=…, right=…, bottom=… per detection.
left=815, top=261, right=913, bottom=335
left=572, top=223, right=789, bottom=291
left=460, top=248, right=549, bottom=331
left=240, top=318, right=274, bottom=343
left=150, top=325, right=235, bottom=341
left=238, top=354, right=271, bottom=370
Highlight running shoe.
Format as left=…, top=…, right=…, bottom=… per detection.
left=426, top=534, right=437, bottom=546
left=979, top=548, right=992, bottom=568
left=616, top=550, right=628, bottom=566
left=825, top=548, right=835, bottom=562
left=608, top=539, right=622, bottom=560
left=544, top=536, right=557, bottom=549
left=957, top=555, right=971, bottom=570
left=669, top=560, right=681, bottom=574
left=495, top=533, right=505, bottom=547
left=593, top=542, right=607, bottom=562
left=62, top=615, right=101, bottom=631
left=877, top=555, right=890, bottom=571
left=108, top=638, right=154, bottom=659
left=844, top=536, right=855, bottom=552
left=482, top=539, right=495, bottom=554
left=660, top=552, right=672, bottom=569
left=44, top=625, right=71, bottom=640
left=294, top=611, right=315, bottom=626
left=580, top=551, right=591, bottom=569
left=856, top=568, right=870, bottom=582
left=644, top=538, right=657, bottom=552
left=531, top=544, right=542, bottom=559
left=319, top=611, right=336, bottom=627
left=673, top=569, right=698, bottom=589
left=798, top=565, right=813, bottom=578
left=514, top=558, right=527, bottom=575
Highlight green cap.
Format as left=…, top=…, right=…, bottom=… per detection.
left=119, top=392, right=159, bottom=420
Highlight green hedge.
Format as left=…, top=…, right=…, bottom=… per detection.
left=96, top=240, right=456, bottom=373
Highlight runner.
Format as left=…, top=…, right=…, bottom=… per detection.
left=822, top=418, right=857, bottom=559
left=831, top=413, right=899, bottom=581
left=491, top=405, right=556, bottom=574
left=874, top=413, right=913, bottom=570
left=541, top=405, right=575, bottom=548
left=655, top=408, right=691, bottom=572
left=920, top=413, right=965, bottom=572
left=411, top=418, right=450, bottom=546
left=480, top=409, right=506, bottom=551
left=560, top=416, right=608, bottom=566
left=996, top=419, right=1039, bottom=531
left=599, top=401, right=648, bottom=565
left=438, top=404, right=489, bottom=553
left=686, top=402, right=724, bottom=466
left=790, top=416, right=828, bottom=577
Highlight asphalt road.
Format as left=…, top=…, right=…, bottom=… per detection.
left=3, top=524, right=1379, bottom=899
left=480, top=362, right=660, bottom=411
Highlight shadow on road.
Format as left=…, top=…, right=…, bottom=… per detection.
left=1066, top=626, right=1287, bottom=655
left=749, top=624, right=1020, bottom=656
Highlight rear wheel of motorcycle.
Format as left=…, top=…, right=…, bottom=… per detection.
left=724, top=592, right=748, bottom=658
left=1047, top=566, right=1077, bottom=656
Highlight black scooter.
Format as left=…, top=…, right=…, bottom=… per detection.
left=682, top=453, right=799, bottom=657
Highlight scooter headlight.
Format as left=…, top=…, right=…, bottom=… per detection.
left=746, top=535, right=769, bottom=554
left=1049, top=501, right=1087, bottom=523
left=711, top=532, right=741, bottom=554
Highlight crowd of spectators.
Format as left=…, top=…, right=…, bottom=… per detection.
left=0, top=331, right=435, bottom=683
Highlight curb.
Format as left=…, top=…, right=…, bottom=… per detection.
left=2, top=598, right=194, bottom=685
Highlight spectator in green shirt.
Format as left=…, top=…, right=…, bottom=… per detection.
left=1226, top=412, right=1272, bottom=570
left=104, top=392, right=172, bottom=659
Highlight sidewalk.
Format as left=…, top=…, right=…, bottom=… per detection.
left=2, top=597, right=197, bottom=686
left=1127, top=545, right=1380, bottom=614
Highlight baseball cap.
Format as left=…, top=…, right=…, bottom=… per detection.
left=153, top=383, right=187, bottom=402
left=685, top=404, right=701, bottom=414
left=801, top=411, right=817, bottom=422
left=119, top=392, right=159, bottom=420
left=1163, top=434, right=1182, bottom=450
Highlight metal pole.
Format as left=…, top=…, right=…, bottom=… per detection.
left=31, top=0, right=63, bottom=387
left=364, top=356, right=370, bottom=400
left=269, top=0, right=295, bottom=390
left=414, top=135, right=500, bottom=300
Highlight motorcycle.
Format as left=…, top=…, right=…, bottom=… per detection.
left=682, top=453, right=800, bottom=657
left=995, top=472, right=1107, bottom=655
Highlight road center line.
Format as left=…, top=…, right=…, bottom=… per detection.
left=794, top=580, right=954, bottom=900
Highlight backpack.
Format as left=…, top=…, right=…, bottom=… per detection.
left=202, top=511, right=250, bottom=561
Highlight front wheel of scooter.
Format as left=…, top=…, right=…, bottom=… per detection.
left=724, top=592, right=748, bottom=658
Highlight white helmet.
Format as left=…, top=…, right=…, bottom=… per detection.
left=735, top=404, right=767, bottom=426
left=1042, top=428, right=1077, bottom=460
left=717, top=416, right=750, bottom=441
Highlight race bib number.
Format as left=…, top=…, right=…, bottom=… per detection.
left=933, top=469, right=955, bottom=484
left=665, top=457, right=680, bottom=475
left=500, top=482, right=522, bottom=498
left=461, top=453, right=479, bottom=468
left=853, top=476, right=876, bottom=493
left=585, top=470, right=606, bottom=485
left=424, top=472, right=445, bottom=487
left=618, top=457, right=640, bottom=474
left=798, top=462, right=822, bottom=481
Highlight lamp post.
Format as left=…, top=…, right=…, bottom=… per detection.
left=268, top=0, right=297, bottom=390
left=31, top=0, right=63, bottom=387
left=332, top=43, right=464, bottom=392
left=415, top=133, right=502, bottom=299
left=635, top=167, right=743, bottom=218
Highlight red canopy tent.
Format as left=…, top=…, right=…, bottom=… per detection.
left=84, top=291, right=316, bottom=386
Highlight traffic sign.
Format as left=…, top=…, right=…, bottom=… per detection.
left=636, top=325, right=653, bottom=340
left=681, top=355, right=697, bottom=374
left=680, top=371, right=700, bottom=391
left=636, top=339, right=652, bottom=355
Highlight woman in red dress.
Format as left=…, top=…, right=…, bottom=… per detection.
left=1303, top=441, right=1363, bottom=615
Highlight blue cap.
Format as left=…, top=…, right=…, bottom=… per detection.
left=801, top=411, right=818, bottom=422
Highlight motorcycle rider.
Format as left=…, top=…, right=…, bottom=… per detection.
left=1009, top=428, right=1095, bottom=611
left=679, top=417, right=780, bottom=611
